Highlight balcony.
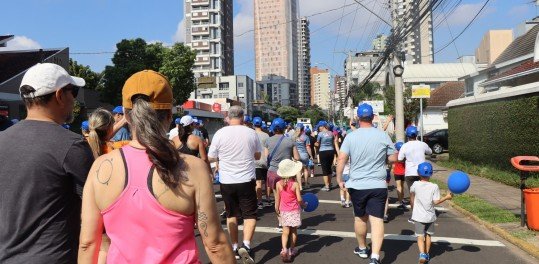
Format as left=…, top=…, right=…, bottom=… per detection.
left=191, top=0, right=209, bottom=6
left=191, top=26, right=209, bottom=36
left=194, top=56, right=210, bottom=65
left=191, top=41, right=210, bottom=50
left=191, top=11, right=209, bottom=21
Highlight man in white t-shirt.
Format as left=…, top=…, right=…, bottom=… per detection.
left=208, top=106, right=261, bottom=263
left=398, top=126, right=433, bottom=208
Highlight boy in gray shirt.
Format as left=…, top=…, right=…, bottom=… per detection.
left=410, top=162, right=453, bottom=263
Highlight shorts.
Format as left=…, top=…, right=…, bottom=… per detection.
left=349, top=188, right=388, bottom=219
left=220, top=180, right=257, bottom=219
left=267, top=170, right=281, bottom=190
left=394, top=174, right=405, bottom=181
left=255, top=168, right=268, bottom=181
left=415, top=221, right=435, bottom=236
left=281, top=210, right=302, bottom=227
left=405, top=176, right=421, bottom=190
left=299, top=153, right=310, bottom=166
left=319, top=150, right=335, bottom=175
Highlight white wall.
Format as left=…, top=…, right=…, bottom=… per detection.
left=421, top=108, right=447, bottom=133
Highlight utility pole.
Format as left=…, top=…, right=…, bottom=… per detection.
left=392, top=54, right=405, bottom=142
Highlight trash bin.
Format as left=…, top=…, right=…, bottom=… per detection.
left=524, top=188, right=539, bottom=231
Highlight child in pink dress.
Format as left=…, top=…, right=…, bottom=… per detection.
left=275, top=159, right=306, bottom=262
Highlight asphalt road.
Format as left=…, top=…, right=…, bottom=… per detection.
left=195, top=166, right=537, bottom=264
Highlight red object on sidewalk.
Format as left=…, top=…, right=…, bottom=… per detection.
left=524, top=188, right=539, bottom=231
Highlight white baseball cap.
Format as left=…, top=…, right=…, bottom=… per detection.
left=19, top=63, right=86, bottom=98
left=180, top=115, right=194, bottom=127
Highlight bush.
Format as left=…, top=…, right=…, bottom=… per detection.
left=448, top=95, right=539, bottom=171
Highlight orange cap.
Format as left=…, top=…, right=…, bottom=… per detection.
left=122, top=70, right=173, bottom=110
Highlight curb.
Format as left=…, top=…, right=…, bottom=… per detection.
left=447, top=200, right=539, bottom=260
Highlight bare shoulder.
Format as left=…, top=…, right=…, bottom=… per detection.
left=181, top=155, right=209, bottom=181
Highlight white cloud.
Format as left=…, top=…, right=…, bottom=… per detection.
left=437, top=3, right=495, bottom=27
left=173, top=19, right=186, bottom=43
left=234, top=0, right=254, bottom=49
left=508, top=4, right=529, bottom=17
left=0, top=35, right=42, bottom=51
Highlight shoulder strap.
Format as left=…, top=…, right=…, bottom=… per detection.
left=267, top=135, right=286, bottom=166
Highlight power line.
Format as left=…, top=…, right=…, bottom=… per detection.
left=332, top=0, right=351, bottom=66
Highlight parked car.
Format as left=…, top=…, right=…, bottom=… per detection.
left=423, top=129, right=448, bottom=154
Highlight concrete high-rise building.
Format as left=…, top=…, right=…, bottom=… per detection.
left=372, top=34, right=387, bottom=51
left=256, top=75, right=297, bottom=107
left=391, top=0, right=434, bottom=64
left=344, top=51, right=386, bottom=88
left=184, top=0, right=234, bottom=78
left=334, top=75, right=347, bottom=110
left=297, top=17, right=311, bottom=108
left=310, top=67, right=330, bottom=110
left=475, top=30, right=513, bottom=65
left=254, top=0, right=299, bottom=83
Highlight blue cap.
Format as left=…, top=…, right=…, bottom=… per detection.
left=253, top=116, right=263, bottom=127
left=81, top=120, right=89, bottom=131
left=357, top=103, right=374, bottom=118
left=271, top=117, right=286, bottom=130
left=305, top=128, right=311, bottom=134
left=261, top=123, right=267, bottom=129
left=317, top=120, right=328, bottom=128
left=244, top=115, right=252, bottom=123
left=112, top=106, right=123, bottom=114
left=174, top=118, right=181, bottom=125
left=417, top=162, right=433, bottom=177
left=62, top=124, right=70, bottom=129
left=395, top=141, right=404, bottom=151
left=406, top=126, right=418, bottom=137
left=269, top=124, right=275, bottom=133
left=296, top=123, right=304, bottom=129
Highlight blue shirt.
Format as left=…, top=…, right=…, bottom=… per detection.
left=295, top=134, right=310, bottom=156
left=340, top=127, right=396, bottom=190
left=317, top=131, right=335, bottom=152
left=111, top=126, right=131, bottom=142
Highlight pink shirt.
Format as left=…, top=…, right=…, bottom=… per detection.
left=278, top=180, right=300, bottom=212
left=102, top=146, right=201, bottom=264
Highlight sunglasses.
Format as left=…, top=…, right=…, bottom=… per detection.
left=63, top=85, right=80, bottom=98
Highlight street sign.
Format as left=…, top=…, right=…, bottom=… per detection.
left=412, top=85, right=431, bottom=98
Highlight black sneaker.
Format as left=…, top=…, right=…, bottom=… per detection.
left=353, top=247, right=369, bottom=258
left=257, top=202, right=264, bottom=210
left=234, top=248, right=240, bottom=260
left=369, top=258, right=381, bottom=264
left=238, top=245, right=255, bottom=264
left=383, top=215, right=389, bottom=223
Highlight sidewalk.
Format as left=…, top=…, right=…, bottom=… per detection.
left=430, top=160, right=521, bottom=214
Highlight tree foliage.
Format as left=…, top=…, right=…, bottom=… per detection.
left=69, top=59, right=102, bottom=91
left=98, top=38, right=196, bottom=106
left=304, top=104, right=328, bottom=124
left=351, top=82, right=384, bottom=106
left=383, top=85, right=426, bottom=124
left=277, top=106, right=301, bottom=123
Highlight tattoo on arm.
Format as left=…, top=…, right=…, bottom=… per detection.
left=197, top=211, right=209, bottom=237
left=96, top=158, right=113, bottom=185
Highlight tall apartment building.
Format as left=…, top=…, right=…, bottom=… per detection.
left=254, top=0, right=299, bottom=83
left=310, top=67, right=330, bottom=110
left=334, top=75, right=347, bottom=110
left=256, top=75, right=297, bottom=107
left=391, top=0, right=433, bottom=64
left=475, top=30, right=513, bottom=65
left=297, top=17, right=311, bottom=108
left=194, top=75, right=254, bottom=113
left=372, top=34, right=387, bottom=51
left=184, top=0, right=234, bottom=77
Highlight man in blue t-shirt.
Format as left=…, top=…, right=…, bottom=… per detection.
left=110, top=105, right=131, bottom=142
left=336, top=103, right=397, bottom=264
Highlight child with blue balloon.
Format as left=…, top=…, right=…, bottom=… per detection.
left=410, top=162, right=453, bottom=263
left=275, top=159, right=307, bottom=262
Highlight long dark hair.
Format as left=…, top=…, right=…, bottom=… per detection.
left=178, top=124, right=194, bottom=143
left=127, top=95, right=184, bottom=189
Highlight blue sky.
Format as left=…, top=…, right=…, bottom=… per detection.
left=1, top=0, right=537, bottom=79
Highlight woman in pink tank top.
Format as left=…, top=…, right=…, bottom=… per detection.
left=274, top=159, right=306, bottom=263
left=78, top=70, right=235, bottom=264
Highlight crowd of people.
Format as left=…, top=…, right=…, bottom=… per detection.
left=0, top=64, right=452, bottom=264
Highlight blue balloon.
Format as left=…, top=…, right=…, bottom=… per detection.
left=302, top=193, right=319, bottom=212
left=447, top=171, right=470, bottom=194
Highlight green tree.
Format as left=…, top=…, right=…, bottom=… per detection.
left=159, top=43, right=196, bottom=105
left=277, top=106, right=300, bottom=123
left=304, top=104, right=328, bottom=124
left=69, top=59, right=102, bottom=91
left=351, top=82, right=384, bottom=106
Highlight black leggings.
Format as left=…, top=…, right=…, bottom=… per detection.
left=319, top=150, right=335, bottom=175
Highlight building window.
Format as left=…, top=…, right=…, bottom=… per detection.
left=219, top=82, right=229, bottom=90
left=238, top=82, right=244, bottom=88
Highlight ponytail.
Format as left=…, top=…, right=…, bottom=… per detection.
left=127, top=95, right=184, bottom=189
left=87, top=108, right=114, bottom=158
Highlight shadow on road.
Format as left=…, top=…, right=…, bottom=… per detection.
left=302, top=213, right=337, bottom=228
left=380, top=229, right=415, bottom=264
left=254, top=234, right=344, bottom=263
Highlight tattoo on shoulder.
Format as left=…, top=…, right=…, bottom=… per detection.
left=96, top=158, right=113, bottom=185
left=197, top=211, right=209, bottom=237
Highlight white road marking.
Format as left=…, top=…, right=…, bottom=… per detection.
left=229, top=226, right=505, bottom=247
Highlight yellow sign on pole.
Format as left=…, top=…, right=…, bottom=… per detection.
left=411, top=85, right=431, bottom=98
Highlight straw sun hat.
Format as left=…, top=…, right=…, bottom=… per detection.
left=277, top=159, right=303, bottom=178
